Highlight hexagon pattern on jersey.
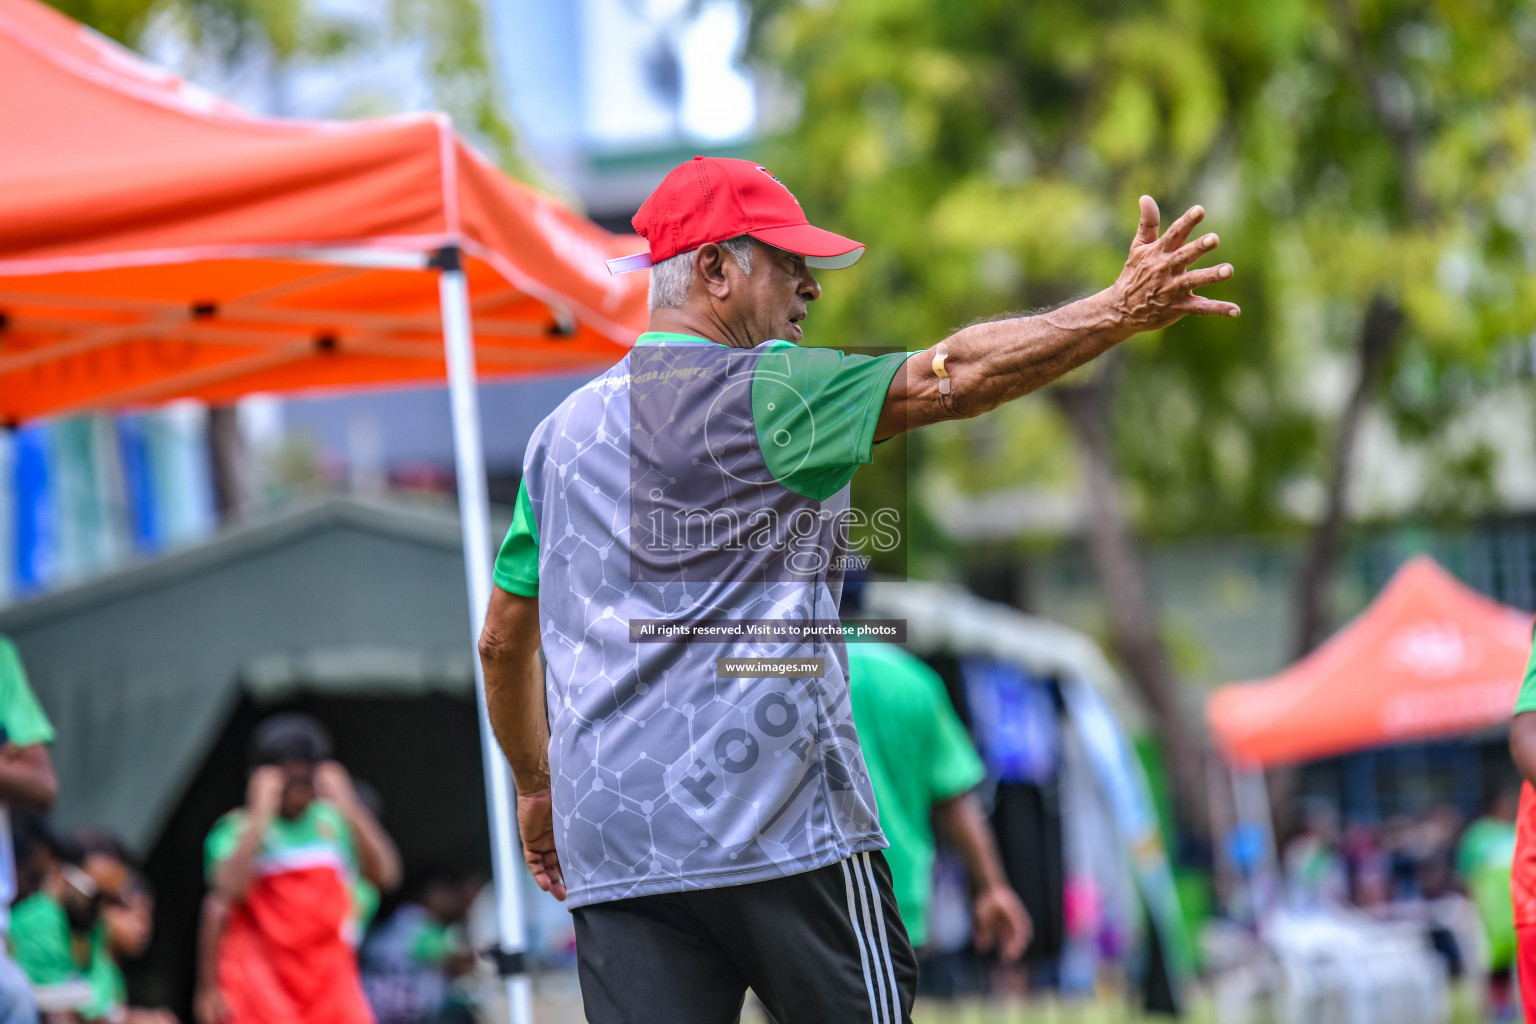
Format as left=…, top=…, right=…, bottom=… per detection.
left=522, top=339, right=885, bottom=907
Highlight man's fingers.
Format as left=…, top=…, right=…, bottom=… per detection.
left=530, top=862, right=567, bottom=900
left=1133, top=195, right=1160, bottom=246
left=1184, top=295, right=1242, bottom=318
left=544, top=858, right=568, bottom=900
left=1159, top=204, right=1205, bottom=250
left=526, top=844, right=559, bottom=887
left=1172, top=233, right=1220, bottom=269
left=1181, top=263, right=1234, bottom=289
left=542, top=851, right=567, bottom=899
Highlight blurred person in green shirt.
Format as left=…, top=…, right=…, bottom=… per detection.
left=361, top=871, right=478, bottom=1024
left=1457, top=787, right=1518, bottom=1018
left=0, top=636, right=61, bottom=1024
left=8, top=831, right=172, bottom=1024
left=845, top=639, right=1031, bottom=961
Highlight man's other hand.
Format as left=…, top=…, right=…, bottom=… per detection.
left=972, top=883, right=1032, bottom=962
left=517, top=787, right=566, bottom=901
left=1110, top=196, right=1239, bottom=330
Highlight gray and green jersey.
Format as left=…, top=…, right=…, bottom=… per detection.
left=496, top=331, right=910, bottom=907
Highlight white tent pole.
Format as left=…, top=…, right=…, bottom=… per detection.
left=437, top=246, right=534, bottom=1024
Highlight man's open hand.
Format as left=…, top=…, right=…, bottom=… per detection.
left=1109, top=196, right=1239, bottom=331
left=517, top=787, right=567, bottom=901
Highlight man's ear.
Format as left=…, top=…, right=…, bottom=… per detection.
left=694, top=243, right=733, bottom=300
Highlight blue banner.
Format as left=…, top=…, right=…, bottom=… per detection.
left=116, top=415, right=160, bottom=556
left=12, top=426, right=55, bottom=594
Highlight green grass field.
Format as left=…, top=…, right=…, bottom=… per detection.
left=529, top=973, right=1489, bottom=1023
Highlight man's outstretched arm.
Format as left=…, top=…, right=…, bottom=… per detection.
left=478, top=587, right=565, bottom=900
left=876, top=197, right=1238, bottom=439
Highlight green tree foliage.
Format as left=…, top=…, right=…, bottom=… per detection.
left=46, top=0, right=521, bottom=174
left=46, top=0, right=162, bottom=46
left=392, top=0, right=523, bottom=175
left=51, top=0, right=317, bottom=61
left=1275, top=0, right=1536, bottom=652
left=746, top=0, right=1536, bottom=531
left=745, top=0, right=1536, bottom=825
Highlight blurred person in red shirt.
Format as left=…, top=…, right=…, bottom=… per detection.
left=196, top=715, right=400, bottom=1024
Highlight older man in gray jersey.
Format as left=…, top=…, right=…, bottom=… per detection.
left=478, top=155, right=1237, bottom=1024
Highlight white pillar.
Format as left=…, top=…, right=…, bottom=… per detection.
left=438, top=249, right=534, bottom=1024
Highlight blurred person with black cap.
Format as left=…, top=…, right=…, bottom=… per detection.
left=195, top=714, right=400, bottom=1024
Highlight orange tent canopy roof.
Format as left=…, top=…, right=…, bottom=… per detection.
left=0, top=0, right=648, bottom=421
left=1206, top=556, right=1534, bottom=769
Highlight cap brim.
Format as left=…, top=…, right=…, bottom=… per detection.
left=749, top=224, right=865, bottom=270
left=606, top=252, right=654, bottom=275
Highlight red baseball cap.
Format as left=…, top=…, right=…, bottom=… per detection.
left=605, top=156, right=866, bottom=275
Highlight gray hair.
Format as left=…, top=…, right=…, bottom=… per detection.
left=648, top=235, right=756, bottom=311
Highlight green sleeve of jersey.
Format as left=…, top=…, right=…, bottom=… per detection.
left=493, top=481, right=540, bottom=597
left=0, top=637, right=55, bottom=747
left=751, top=345, right=912, bottom=500
left=921, top=670, right=986, bottom=803
left=8, top=895, right=76, bottom=985
left=1516, top=640, right=1536, bottom=715
left=204, top=812, right=248, bottom=884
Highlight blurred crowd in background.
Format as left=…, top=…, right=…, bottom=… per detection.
left=1266, top=795, right=1521, bottom=1018
left=0, top=632, right=498, bottom=1024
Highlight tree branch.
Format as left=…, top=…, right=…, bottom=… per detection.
left=1291, top=295, right=1404, bottom=656
left=1051, top=363, right=1210, bottom=838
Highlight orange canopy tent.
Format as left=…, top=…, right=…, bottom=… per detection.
left=0, top=0, right=646, bottom=419
left=1207, top=556, right=1534, bottom=770
left=0, top=1, right=650, bottom=1014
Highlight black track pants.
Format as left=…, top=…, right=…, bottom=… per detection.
left=573, top=850, right=918, bottom=1024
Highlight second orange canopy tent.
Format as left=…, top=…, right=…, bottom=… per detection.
left=1207, top=556, right=1534, bottom=770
